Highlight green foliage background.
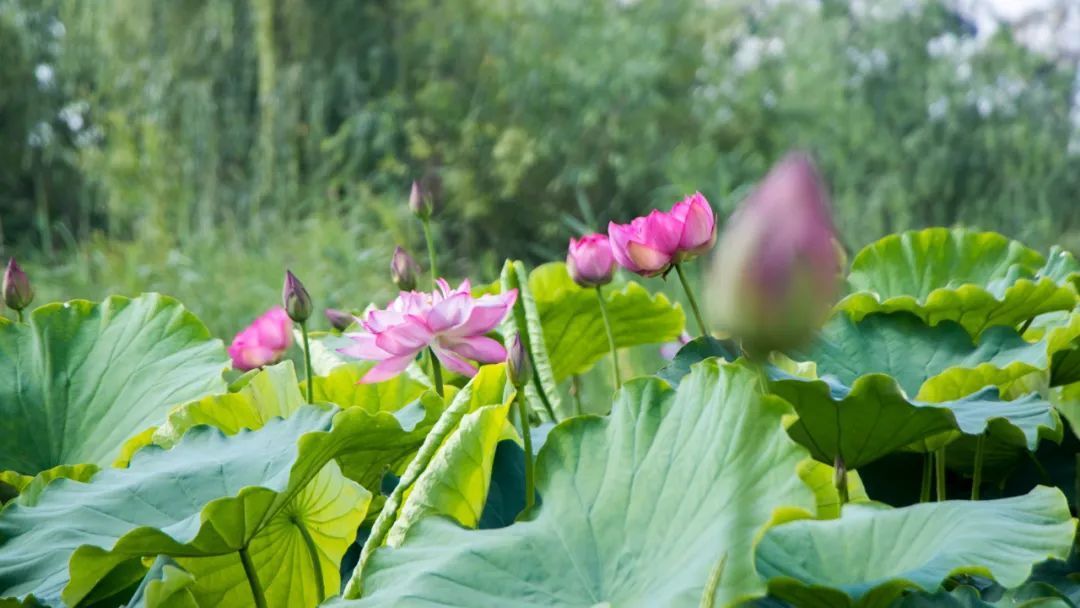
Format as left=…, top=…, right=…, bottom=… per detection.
left=2, top=0, right=1079, bottom=334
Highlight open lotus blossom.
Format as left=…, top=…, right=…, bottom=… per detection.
left=340, top=279, right=518, bottom=383
left=608, top=192, right=716, bottom=276
left=707, top=152, right=841, bottom=355
left=566, top=233, right=615, bottom=287
left=228, top=307, right=294, bottom=371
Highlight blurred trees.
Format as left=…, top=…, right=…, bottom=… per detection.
left=2, top=0, right=1079, bottom=268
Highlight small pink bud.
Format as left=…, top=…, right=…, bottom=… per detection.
left=3, top=258, right=33, bottom=312
left=707, top=152, right=841, bottom=356
left=567, top=233, right=615, bottom=287
left=390, top=246, right=421, bottom=291
left=506, top=333, right=532, bottom=388
left=282, top=270, right=312, bottom=323
left=325, top=308, right=355, bottom=332
left=408, top=180, right=433, bottom=219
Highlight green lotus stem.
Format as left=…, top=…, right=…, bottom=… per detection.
left=673, top=263, right=708, bottom=337
left=15, top=310, right=23, bottom=323
left=1018, top=316, right=1035, bottom=335
left=753, top=362, right=771, bottom=396
left=571, top=375, right=583, bottom=417
left=239, top=545, right=268, bottom=608
left=516, top=390, right=536, bottom=512
left=935, top=448, right=947, bottom=501
left=834, top=454, right=849, bottom=505
left=920, top=454, right=932, bottom=503
left=972, top=434, right=985, bottom=500
left=344, top=384, right=477, bottom=598
left=300, top=322, right=314, bottom=404
left=428, top=347, right=444, bottom=397
left=421, top=217, right=438, bottom=289
left=294, top=516, right=325, bottom=602
left=531, top=372, right=559, bottom=422
left=594, top=286, right=622, bottom=387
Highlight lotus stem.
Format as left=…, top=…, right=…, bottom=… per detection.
left=594, top=286, right=622, bottom=387
left=15, top=310, right=23, bottom=323
left=972, top=434, right=985, bottom=500
left=531, top=372, right=559, bottom=422
left=421, top=217, right=438, bottom=290
left=920, top=454, right=932, bottom=503
left=834, top=454, right=849, bottom=505
left=300, top=322, right=314, bottom=404
left=935, top=448, right=947, bottom=501
left=239, top=545, right=268, bottom=608
left=673, top=263, right=708, bottom=337
left=428, top=347, right=444, bottom=397
left=516, top=390, right=536, bottom=512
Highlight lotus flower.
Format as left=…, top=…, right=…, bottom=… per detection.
left=228, top=307, right=294, bottom=371
left=3, top=258, right=33, bottom=312
left=608, top=192, right=716, bottom=276
left=340, top=279, right=518, bottom=383
left=706, top=152, right=841, bottom=355
left=566, top=233, right=615, bottom=287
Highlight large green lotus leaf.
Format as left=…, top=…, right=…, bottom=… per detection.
left=756, top=487, right=1076, bottom=608
left=500, top=259, right=564, bottom=420
left=387, top=367, right=514, bottom=546
left=306, top=362, right=431, bottom=415
left=887, top=585, right=1071, bottom=607
left=839, top=229, right=1077, bottom=336
left=336, top=360, right=816, bottom=606
left=0, top=294, right=229, bottom=480
left=528, top=261, right=685, bottom=381
left=794, top=313, right=1053, bottom=399
left=0, top=404, right=377, bottom=607
left=115, top=361, right=306, bottom=466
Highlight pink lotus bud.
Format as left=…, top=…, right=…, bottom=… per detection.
left=668, top=192, right=716, bottom=260
left=506, top=333, right=532, bottom=388
left=3, top=258, right=33, bottom=312
left=390, top=246, right=421, bottom=291
left=707, top=152, right=841, bottom=356
left=228, top=307, right=294, bottom=371
left=409, top=180, right=434, bottom=219
left=282, top=270, right=312, bottom=323
left=566, top=233, right=615, bottom=287
left=608, top=193, right=716, bottom=276
left=325, top=308, right=355, bottom=332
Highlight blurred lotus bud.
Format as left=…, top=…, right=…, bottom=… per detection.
left=282, top=270, right=313, bottom=324
left=3, top=258, right=33, bottom=312
left=567, top=233, right=615, bottom=287
left=228, top=307, right=294, bottom=371
left=506, top=334, right=532, bottom=389
left=706, top=152, right=841, bottom=357
left=325, top=308, right=355, bottom=332
left=390, top=246, right=421, bottom=291
left=409, top=180, right=434, bottom=219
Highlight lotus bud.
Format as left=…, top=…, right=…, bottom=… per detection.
left=390, top=246, right=421, bottom=291
left=282, top=270, right=312, bottom=324
left=506, top=334, right=532, bottom=389
left=3, top=258, right=33, bottom=312
left=567, top=234, right=615, bottom=287
left=325, top=308, right=354, bottom=332
left=408, top=180, right=433, bottom=219
left=706, top=152, right=841, bottom=357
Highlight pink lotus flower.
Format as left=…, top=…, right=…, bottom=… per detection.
left=707, top=152, right=841, bottom=355
left=228, top=307, right=294, bottom=371
left=339, top=279, right=518, bottom=383
left=566, top=233, right=615, bottom=287
left=608, top=192, right=716, bottom=276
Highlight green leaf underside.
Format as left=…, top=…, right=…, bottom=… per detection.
left=757, top=487, right=1076, bottom=608
left=336, top=360, right=815, bottom=607
left=528, top=261, right=685, bottom=381
left=774, top=375, right=1059, bottom=468
left=0, top=395, right=467, bottom=606
left=840, top=228, right=1077, bottom=336
left=500, top=260, right=564, bottom=419
left=792, top=313, right=1053, bottom=399
left=0, top=294, right=229, bottom=477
